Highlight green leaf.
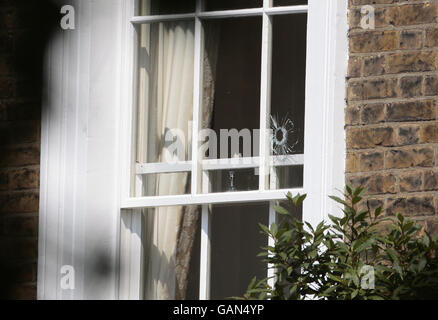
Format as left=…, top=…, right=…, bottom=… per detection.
left=329, top=196, right=348, bottom=207
left=274, top=205, right=290, bottom=216
left=397, top=213, right=404, bottom=224
left=351, top=289, right=359, bottom=299
left=327, top=273, right=343, bottom=283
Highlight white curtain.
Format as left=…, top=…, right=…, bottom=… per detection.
left=138, top=21, right=195, bottom=300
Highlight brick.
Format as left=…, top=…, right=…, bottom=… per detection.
left=426, top=217, right=438, bottom=235
left=346, top=152, right=359, bottom=173
left=0, top=79, right=13, bottom=98
left=350, top=0, right=395, bottom=5
left=424, top=170, right=438, bottom=191
left=360, top=151, right=384, bottom=172
left=388, top=3, right=438, bottom=27
left=424, top=75, right=438, bottom=96
left=1, top=102, right=41, bottom=122
left=426, top=27, right=438, bottom=47
left=399, top=30, right=423, bottom=50
left=357, top=196, right=386, bottom=215
left=0, top=8, right=18, bottom=29
left=13, top=263, right=36, bottom=283
left=0, top=122, right=39, bottom=146
left=421, top=123, right=438, bottom=143
left=386, top=196, right=436, bottom=216
left=363, top=55, right=386, bottom=77
left=0, top=32, right=13, bottom=53
left=0, top=145, right=40, bottom=168
left=347, top=126, right=394, bottom=149
left=350, top=31, right=398, bottom=53
left=361, top=103, right=386, bottom=124
left=0, top=238, right=38, bottom=260
left=8, top=167, right=39, bottom=190
left=345, top=106, right=360, bottom=125
left=0, top=191, right=39, bottom=214
left=9, top=284, right=37, bottom=300
left=348, top=173, right=396, bottom=195
left=16, top=80, right=41, bottom=99
left=0, top=170, right=8, bottom=190
left=348, top=56, right=362, bottom=78
left=2, top=216, right=37, bottom=237
left=0, top=55, right=14, bottom=76
left=386, top=100, right=435, bottom=122
left=399, top=170, right=423, bottom=192
left=0, top=101, right=6, bottom=121
left=348, top=78, right=397, bottom=101
left=385, top=147, right=434, bottom=169
left=399, top=76, right=422, bottom=98
left=349, top=7, right=389, bottom=30
left=395, top=125, right=420, bottom=146
left=386, top=51, right=437, bottom=74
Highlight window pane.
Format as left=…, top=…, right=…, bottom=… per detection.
left=269, top=14, right=307, bottom=189
left=208, top=168, right=259, bottom=193
left=139, top=0, right=196, bottom=15
left=141, top=172, right=191, bottom=197
left=210, top=203, right=268, bottom=299
left=204, top=0, right=262, bottom=11
left=134, top=21, right=194, bottom=196
left=273, top=0, right=308, bottom=6
left=273, top=165, right=303, bottom=189
left=142, top=206, right=201, bottom=299
left=200, top=17, right=262, bottom=193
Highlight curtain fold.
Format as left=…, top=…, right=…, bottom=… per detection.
left=175, top=23, right=220, bottom=299
left=139, top=21, right=195, bottom=300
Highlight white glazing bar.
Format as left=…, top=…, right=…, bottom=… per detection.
left=258, top=0, right=273, bottom=191
left=265, top=5, right=308, bottom=15
left=199, top=204, right=211, bottom=300
left=136, top=162, right=192, bottom=174
left=131, top=5, right=308, bottom=24
left=131, top=13, right=196, bottom=24
left=191, top=0, right=204, bottom=195
left=122, top=188, right=303, bottom=209
left=198, top=8, right=263, bottom=19
left=135, top=154, right=304, bottom=175
left=199, top=169, right=211, bottom=300
left=267, top=201, right=276, bottom=291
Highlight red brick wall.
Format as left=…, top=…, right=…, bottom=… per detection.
left=0, top=0, right=57, bottom=299
left=346, top=0, right=438, bottom=235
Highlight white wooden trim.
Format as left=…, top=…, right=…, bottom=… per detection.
left=131, top=13, right=196, bottom=24
left=118, top=0, right=142, bottom=300
left=190, top=0, right=204, bottom=196
left=198, top=8, right=263, bottom=19
left=199, top=170, right=211, bottom=300
left=265, top=5, right=308, bottom=15
left=130, top=5, right=309, bottom=24
left=302, top=0, right=347, bottom=228
left=39, top=0, right=129, bottom=300
left=121, top=188, right=303, bottom=209
left=116, top=0, right=348, bottom=301
left=135, top=154, right=304, bottom=174
left=267, top=201, right=276, bottom=290
left=258, top=0, right=273, bottom=192
left=136, top=162, right=192, bottom=174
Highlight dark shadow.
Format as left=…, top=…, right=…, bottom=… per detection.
left=0, top=0, right=59, bottom=300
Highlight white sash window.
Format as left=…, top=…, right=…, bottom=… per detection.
left=118, top=0, right=347, bottom=300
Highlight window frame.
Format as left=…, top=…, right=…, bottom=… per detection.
left=118, top=0, right=347, bottom=300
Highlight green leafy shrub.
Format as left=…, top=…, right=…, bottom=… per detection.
left=238, top=186, right=438, bottom=300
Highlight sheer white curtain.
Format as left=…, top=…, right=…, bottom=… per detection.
left=138, top=21, right=195, bottom=300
